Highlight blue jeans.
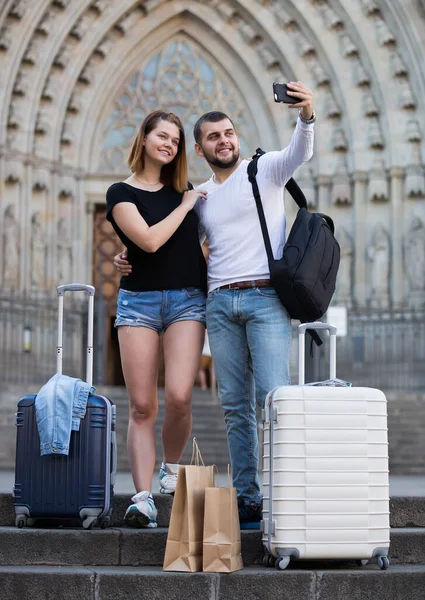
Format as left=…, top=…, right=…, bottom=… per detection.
left=206, top=287, right=292, bottom=507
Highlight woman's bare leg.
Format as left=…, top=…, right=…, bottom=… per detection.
left=118, top=326, right=160, bottom=492
left=162, top=321, right=205, bottom=462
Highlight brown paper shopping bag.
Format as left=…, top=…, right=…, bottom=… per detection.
left=163, top=439, right=214, bottom=572
left=202, top=467, right=243, bottom=573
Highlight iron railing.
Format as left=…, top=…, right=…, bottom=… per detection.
left=1, top=292, right=424, bottom=393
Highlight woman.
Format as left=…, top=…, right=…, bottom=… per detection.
left=106, top=110, right=207, bottom=528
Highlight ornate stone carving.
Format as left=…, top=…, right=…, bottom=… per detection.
left=213, top=1, right=237, bottom=22
left=30, top=212, right=46, bottom=290
left=114, top=11, right=141, bottom=35
left=257, top=44, right=280, bottom=70
left=70, top=15, right=93, bottom=40
left=274, top=6, right=296, bottom=28
left=33, top=168, right=50, bottom=191
left=319, top=4, right=343, bottom=30
left=53, top=0, right=71, bottom=7
left=2, top=205, right=20, bottom=289
left=404, top=217, right=425, bottom=308
left=368, top=118, right=385, bottom=149
left=8, top=0, right=28, bottom=20
left=363, top=93, right=379, bottom=117
left=405, top=165, right=425, bottom=198
left=78, top=62, right=96, bottom=85
left=291, top=30, right=315, bottom=57
left=7, top=102, right=25, bottom=128
left=67, top=94, right=82, bottom=114
left=332, top=128, right=348, bottom=152
left=339, top=34, right=358, bottom=58
left=390, top=52, right=408, bottom=78
left=239, top=21, right=261, bottom=44
left=23, top=40, right=41, bottom=65
left=367, top=225, right=390, bottom=310
left=57, top=218, right=72, bottom=283
left=5, top=160, right=24, bottom=184
left=309, top=59, right=330, bottom=86
left=53, top=44, right=72, bottom=69
left=91, top=0, right=109, bottom=13
left=36, top=10, right=55, bottom=36
left=375, top=18, right=396, bottom=46
left=13, top=71, right=30, bottom=96
left=59, top=176, right=76, bottom=198
left=0, top=27, right=12, bottom=52
left=94, top=36, right=113, bottom=58
left=405, top=120, right=422, bottom=142
left=360, top=0, right=380, bottom=16
left=399, top=81, right=416, bottom=109
left=353, top=60, right=370, bottom=86
left=325, top=90, right=342, bottom=119
left=368, top=160, right=389, bottom=202
left=41, top=76, right=56, bottom=101
left=61, top=120, right=76, bottom=145
left=331, top=158, right=351, bottom=205
left=334, top=228, right=354, bottom=307
left=35, top=108, right=51, bottom=135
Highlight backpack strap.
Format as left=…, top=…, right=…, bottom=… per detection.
left=248, top=148, right=323, bottom=348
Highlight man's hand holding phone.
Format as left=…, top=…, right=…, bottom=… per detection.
left=273, top=81, right=314, bottom=121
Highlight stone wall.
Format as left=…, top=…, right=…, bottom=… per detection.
left=0, top=384, right=424, bottom=475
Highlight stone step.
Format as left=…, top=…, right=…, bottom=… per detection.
left=0, top=526, right=423, bottom=567
left=0, top=565, right=425, bottom=600
left=2, top=494, right=425, bottom=529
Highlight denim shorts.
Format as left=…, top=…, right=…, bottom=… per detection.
left=115, top=287, right=206, bottom=333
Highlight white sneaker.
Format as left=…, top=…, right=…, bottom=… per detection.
left=159, top=462, right=178, bottom=495
left=124, top=491, right=157, bottom=528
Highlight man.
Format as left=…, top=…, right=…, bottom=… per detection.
left=114, top=81, right=315, bottom=525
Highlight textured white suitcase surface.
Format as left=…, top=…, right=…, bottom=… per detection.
left=261, top=323, right=390, bottom=570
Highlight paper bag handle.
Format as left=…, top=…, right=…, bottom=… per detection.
left=190, top=437, right=205, bottom=466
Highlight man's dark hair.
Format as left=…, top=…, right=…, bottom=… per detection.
left=193, top=111, right=236, bottom=144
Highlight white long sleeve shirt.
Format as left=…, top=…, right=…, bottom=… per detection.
left=195, top=117, right=315, bottom=292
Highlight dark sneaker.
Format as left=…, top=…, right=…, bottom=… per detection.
left=238, top=498, right=262, bottom=529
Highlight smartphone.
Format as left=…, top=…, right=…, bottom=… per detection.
left=273, top=82, right=298, bottom=104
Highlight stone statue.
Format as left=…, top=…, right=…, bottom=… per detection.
left=57, top=218, right=71, bottom=283
left=2, top=205, right=19, bottom=289
left=30, top=212, right=46, bottom=289
left=404, top=217, right=425, bottom=308
left=335, top=228, right=353, bottom=308
left=367, top=225, right=390, bottom=310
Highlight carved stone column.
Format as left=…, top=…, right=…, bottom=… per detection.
left=353, top=171, right=368, bottom=309
left=390, top=167, right=405, bottom=311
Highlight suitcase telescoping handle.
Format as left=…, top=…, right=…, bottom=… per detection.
left=298, top=322, right=337, bottom=385
left=57, top=284, right=95, bottom=387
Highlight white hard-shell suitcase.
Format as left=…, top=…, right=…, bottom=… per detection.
left=261, top=322, right=390, bottom=570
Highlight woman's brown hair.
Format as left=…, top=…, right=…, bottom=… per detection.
left=128, top=110, right=188, bottom=193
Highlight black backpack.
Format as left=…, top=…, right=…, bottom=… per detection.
left=247, top=148, right=340, bottom=344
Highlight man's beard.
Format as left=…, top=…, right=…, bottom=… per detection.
left=204, top=148, right=240, bottom=170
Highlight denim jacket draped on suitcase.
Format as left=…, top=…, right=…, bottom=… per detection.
left=35, top=373, right=95, bottom=456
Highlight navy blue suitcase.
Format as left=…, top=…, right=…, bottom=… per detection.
left=14, top=284, right=116, bottom=529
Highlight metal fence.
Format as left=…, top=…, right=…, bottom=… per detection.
left=1, top=292, right=425, bottom=393
left=0, top=292, right=87, bottom=387
left=292, top=311, right=425, bottom=392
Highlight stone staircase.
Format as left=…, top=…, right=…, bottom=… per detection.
left=96, top=386, right=230, bottom=472
left=0, top=493, right=424, bottom=599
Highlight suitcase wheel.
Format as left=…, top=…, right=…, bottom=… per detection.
left=16, top=516, right=26, bottom=528
left=275, top=556, right=290, bottom=570
left=356, top=560, right=369, bottom=567
left=99, top=517, right=111, bottom=529
left=377, top=556, right=390, bottom=570
left=82, top=516, right=98, bottom=529
left=263, top=553, right=275, bottom=568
